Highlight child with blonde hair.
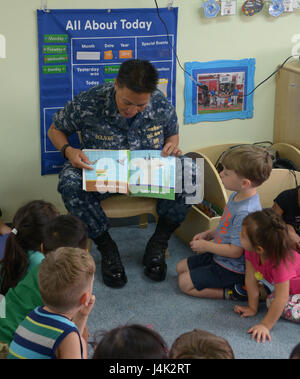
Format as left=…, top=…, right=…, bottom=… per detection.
left=8, top=247, right=95, bottom=359
left=177, top=145, right=272, bottom=300
left=169, top=329, right=234, bottom=359
left=235, top=208, right=300, bottom=343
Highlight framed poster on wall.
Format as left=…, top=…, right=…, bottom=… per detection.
left=184, top=58, right=256, bottom=124
left=37, top=8, right=178, bottom=175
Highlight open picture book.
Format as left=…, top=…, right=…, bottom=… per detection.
left=82, top=149, right=176, bottom=200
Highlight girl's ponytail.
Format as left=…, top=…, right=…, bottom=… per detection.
left=242, top=208, right=293, bottom=267
left=0, top=231, right=29, bottom=294
left=0, top=200, right=58, bottom=295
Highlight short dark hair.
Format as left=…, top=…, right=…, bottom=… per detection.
left=92, top=324, right=168, bottom=359
left=116, top=59, right=159, bottom=93
left=290, top=343, right=300, bottom=359
left=43, top=215, right=88, bottom=254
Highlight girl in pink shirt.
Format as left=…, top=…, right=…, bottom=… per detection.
left=234, top=208, right=300, bottom=343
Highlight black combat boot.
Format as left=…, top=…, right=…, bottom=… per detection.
left=143, top=217, right=180, bottom=282
left=93, top=231, right=127, bottom=288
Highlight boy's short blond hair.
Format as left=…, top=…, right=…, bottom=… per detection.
left=38, top=247, right=95, bottom=313
left=169, top=329, right=234, bottom=359
left=221, top=145, right=273, bottom=187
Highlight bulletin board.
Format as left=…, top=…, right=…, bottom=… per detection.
left=37, top=8, right=178, bottom=175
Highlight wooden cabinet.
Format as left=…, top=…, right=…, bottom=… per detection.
left=274, top=61, right=300, bottom=149
left=175, top=150, right=228, bottom=244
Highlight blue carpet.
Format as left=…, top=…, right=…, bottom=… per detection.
left=87, top=223, right=299, bottom=359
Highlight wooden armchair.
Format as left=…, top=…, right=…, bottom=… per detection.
left=100, top=195, right=158, bottom=228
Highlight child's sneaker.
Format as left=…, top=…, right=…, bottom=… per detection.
left=224, top=284, right=247, bottom=301
left=232, top=283, right=248, bottom=301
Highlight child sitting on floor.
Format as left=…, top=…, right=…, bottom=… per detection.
left=0, top=200, right=58, bottom=295
left=234, top=208, right=300, bottom=343
left=272, top=185, right=300, bottom=252
left=8, top=247, right=95, bottom=359
left=0, top=214, right=89, bottom=359
left=177, top=145, right=273, bottom=300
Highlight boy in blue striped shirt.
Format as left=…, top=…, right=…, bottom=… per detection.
left=8, top=247, right=95, bottom=359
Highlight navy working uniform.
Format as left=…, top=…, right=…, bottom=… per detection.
left=53, top=82, right=199, bottom=286
left=54, top=83, right=198, bottom=239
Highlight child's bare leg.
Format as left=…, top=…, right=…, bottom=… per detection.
left=191, top=288, right=223, bottom=299
left=176, top=258, right=189, bottom=275
left=266, top=293, right=300, bottom=323
left=178, top=270, right=223, bottom=299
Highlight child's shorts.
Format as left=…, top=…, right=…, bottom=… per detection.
left=187, top=252, right=244, bottom=291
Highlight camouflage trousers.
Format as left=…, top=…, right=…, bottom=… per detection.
left=58, top=156, right=201, bottom=239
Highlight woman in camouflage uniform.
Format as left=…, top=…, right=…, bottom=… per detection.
left=48, top=59, right=199, bottom=288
